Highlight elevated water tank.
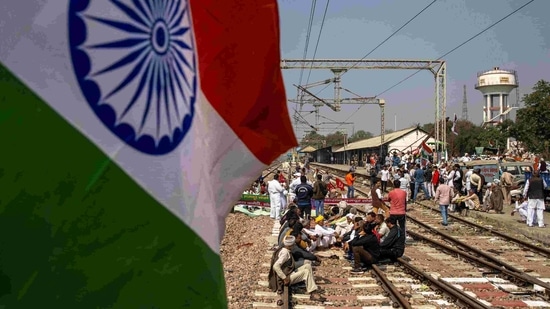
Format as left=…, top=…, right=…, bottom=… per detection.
left=475, top=67, right=518, bottom=125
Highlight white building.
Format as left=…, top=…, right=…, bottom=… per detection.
left=331, top=127, right=435, bottom=165
left=475, top=67, right=518, bottom=126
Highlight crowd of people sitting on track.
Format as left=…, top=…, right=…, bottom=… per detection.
left=266, top=163, right=407, bottom=303
left=268, top=202, right=407, bottom=303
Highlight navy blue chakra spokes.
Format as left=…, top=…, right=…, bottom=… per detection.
left=68, top=0, right=197, bottom=155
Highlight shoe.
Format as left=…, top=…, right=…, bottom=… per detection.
left=350, top=268, right=364, bottom=274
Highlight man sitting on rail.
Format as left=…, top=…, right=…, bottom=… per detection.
left=268, top=235, right=326, bottom=302
left=342, top=216, right=364, bottom=261
left=378, top=217, right=405, bottom=263
left=349, top=221, right=380, bottom=274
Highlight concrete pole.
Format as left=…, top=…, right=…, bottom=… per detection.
left=499, top=94, right=504, bottom=123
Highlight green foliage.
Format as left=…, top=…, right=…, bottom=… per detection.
left=348, top=130, right=373, bottom=143
left=509, top=80, right=550, bottom=157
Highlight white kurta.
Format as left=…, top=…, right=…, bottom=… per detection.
left=268, top=179, right=284, bottom=219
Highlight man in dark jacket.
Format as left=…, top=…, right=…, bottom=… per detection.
left=378, top=217, right=405, bottom=262
left=312, top=174, right=328, bottom=217
left=295, top=176, right=314, bottom=219
left=523, top=171, right=547, bottom=228
left=349, top=222, right=380, bottom=274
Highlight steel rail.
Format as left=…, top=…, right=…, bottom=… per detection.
left=407, top=214, right=525, bottom=273
left=371, top=264, right=412, bottom=309
left=397, top=258, right=492, bottom=309
left=415, top=200, right=550, bottom=252
left=406, top=229, right=550, bottom=299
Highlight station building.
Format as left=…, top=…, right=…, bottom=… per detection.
left=313, top=126, right=435, bottom=165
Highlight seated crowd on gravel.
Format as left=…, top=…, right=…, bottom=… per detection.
left=268, top=205, right=406, bottom=301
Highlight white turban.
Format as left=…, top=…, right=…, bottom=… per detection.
left=283, top=235, right=295, bottom=247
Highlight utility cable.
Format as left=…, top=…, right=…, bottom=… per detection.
left=375, top=0, right=536, bottom=98
left=313, top=0, right=438, bottom=96
left=329, top=0, right=535, bottom=136
left=305, top=0, right=331, bottom=86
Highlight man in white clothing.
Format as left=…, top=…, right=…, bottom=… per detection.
left=269, top=235, right=325, bottom=302
left=523, top=171, right=547, bottom=228
left=511, top=196, right=528, bottom=223
left=312, top=216, right=337, bottom=248
left=268, top=175, right=286, bottom=220
left=334, top=213, right=355, bottom=238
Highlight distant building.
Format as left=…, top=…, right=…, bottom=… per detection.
left=324, top=126, right=434, bottom=165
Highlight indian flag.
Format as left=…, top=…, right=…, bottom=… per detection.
left=420, top=141, right=433, bottom=158
left=0, top=0, right=296, bottom=307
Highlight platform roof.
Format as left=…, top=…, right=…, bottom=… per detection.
left=333, top=127, right=422, bottom=153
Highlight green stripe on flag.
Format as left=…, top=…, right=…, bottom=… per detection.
left=0, top=65, right=225, bottom=308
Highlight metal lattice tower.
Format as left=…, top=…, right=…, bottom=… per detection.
left=462, top=84, right=468, bottom=120
left=281, top=59, right=447, bottom=163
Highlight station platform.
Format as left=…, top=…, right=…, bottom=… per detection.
left=309, top=162, right=550, bottom=245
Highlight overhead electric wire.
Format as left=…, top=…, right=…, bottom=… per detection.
left=304, top=0, right=331, bottom=86
left=375, top=0, right=536, bottom=98
left=328, top=0, right=535, bottom=136
left=314, top=0, right=438, bottom=96
left=297, top=0, right=318, bottom=87
left=294, top=0, right=318, bottom=136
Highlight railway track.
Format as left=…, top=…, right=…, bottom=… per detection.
left=261, top=163, right=550, bottom=308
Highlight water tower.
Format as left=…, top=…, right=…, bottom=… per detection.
left=475, top=67, right=518, bottom=126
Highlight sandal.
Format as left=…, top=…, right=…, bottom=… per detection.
left=310, top=292, right=326, bottom=302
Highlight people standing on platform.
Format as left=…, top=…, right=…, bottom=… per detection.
left=430, top=165, right=439, bottom=198
left=464, top=166, right=473, bottom=194
left=312, top=174, right=328, bottom=217
left=398, top=171, right=410, bottom=200
left=470, top=168, right=483, bottom=202
left=511, top=196, right=529, bottom=223
left=434, top=178, right=453, bottom=226
left=413, top=164, right=430, bottom=202
left=345, top=169, right=356, bottom=199
left=268, top=174, right=286, bottom=220
left=452, top=164, right=463, bottom=193
left=295, top=176, right=314, bottom=219
left=380, top=166, right=390, bottom=192
left=387, top=179, right=407, bottom=235
left=423, top=166, right=432, bottom=199
left=500, top=169, right=513, bottom=206
left=523, top=171, right=547, bottom=228
left=392, top=152, right=400, bottom=172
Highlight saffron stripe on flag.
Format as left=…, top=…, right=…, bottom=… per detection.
left=0, top=0, right=296, bottom=307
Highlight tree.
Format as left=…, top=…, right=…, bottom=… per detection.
left=421, top=122, right=434, bottom=134
left=300, top=131, right=325, bottom=148
left=348, top=130, right=373, bottom=143
left=509, top=80, right=550, bottom=157
left=325, top=131, right=346, bottom=147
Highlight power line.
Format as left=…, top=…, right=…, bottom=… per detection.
left=375, top=0, right=536, bottom=98
left=294, top=0, right=318, bottom=135
left=305, top=0, right=331, bottom=86
left=328, top=0, right=535, bottom=136
left=297, top=0, right=318, bottom=87
left=313, top=0, right=438, bottom=96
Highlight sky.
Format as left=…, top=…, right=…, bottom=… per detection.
left=277, top=0, right=550, bottom=140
